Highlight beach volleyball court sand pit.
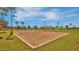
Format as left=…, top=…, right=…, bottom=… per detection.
left=14, top=30, right=69, bottom=48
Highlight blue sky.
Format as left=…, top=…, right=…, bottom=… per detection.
left=1, top=7, right=79, bottom=27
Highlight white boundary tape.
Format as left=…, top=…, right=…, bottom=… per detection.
left=14, top=33, right=36, bottom=48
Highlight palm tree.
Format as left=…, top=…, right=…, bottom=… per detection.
left=57, top=22, right=60, bottom=28
left=34, top=26, right=37, bottom=29
left=69, top=23, right=72, bottom=28
left=65, top=25, right=69, bottom=29
left=15, top=21, right=19, bottom=29
left=28, top=25, right=31, bottom=29
left=21, top=21, right=24, bottom=29
left=60, top=26, right=63, bottom=29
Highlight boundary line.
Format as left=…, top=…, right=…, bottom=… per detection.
left=14, top=33, right=36, bottom=48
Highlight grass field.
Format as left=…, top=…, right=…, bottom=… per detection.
left=36, top=29, right=79, bottom=51
left=0, top=29, right=79, bottom=51
left=0, top=31, right=31, bottom=51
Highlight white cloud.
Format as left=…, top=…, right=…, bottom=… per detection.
left=62, top=8, right=79, bottom=14
left=15, top=7, right=61, bottom=21
left=15, top=9, right=39, bottom=20
left=20, top=7, right=42, bottom=11
left=42, top=11, right=60, bottom=20
left=65, top=14, right=79, bottom=18
left=58, top=8, right=79, bottom=19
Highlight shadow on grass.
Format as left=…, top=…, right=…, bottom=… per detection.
left=5, top=33, right=14, bottom=40
left=0, top=32, right=6, bottom=39
left=0, top=36, right=3, bottom=39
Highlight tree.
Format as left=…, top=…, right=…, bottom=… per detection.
left=0, top=7, right=16, bottom=40
left=3, top=19, right=8, bottom=28
left=0, top=7, right=15, bottom=18
left=69, top=23, right=72, bottom=28
left=0, top=19, right=5, bottom=27
left=0, top=7, right=16, bottom=35
left=34, top=26, right=37, bottom=29
left=57, top=22, right=60, bottom=28
left=15, top=21, right=19, bottom=28
left=0, top=8, right=8, bottom=19
left=27, top=25, right=31, bottom=29
left=60, top=26, right=63, bottom=29
left=0, top=12, right=7, bottom=20
left=56, top=26, right=59, bottom=28
left=0, top=19, right=8, bottom=32
left=21, top=21, right=25, bottom=29
left=65, top=25, right=69, bottom=29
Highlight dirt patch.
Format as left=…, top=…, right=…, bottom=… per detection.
left=14, top=30, right=69, bottom=48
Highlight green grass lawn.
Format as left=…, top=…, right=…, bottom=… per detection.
left=0, top=31, right=31, bottom=51
left=0, top=29, right=79, bottom=51
left=36, top=29, right=79, bottom=51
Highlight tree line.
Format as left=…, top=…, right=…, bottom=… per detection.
left=0, top=7, right=79, bottom=30
left=15, top=21, right=79, bottom=29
